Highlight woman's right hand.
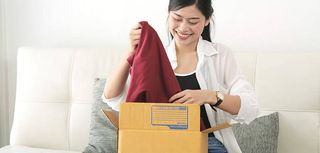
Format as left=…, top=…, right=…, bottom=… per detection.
left=128, top=23, right=142, bottom=53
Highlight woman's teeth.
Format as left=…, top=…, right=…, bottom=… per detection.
left=177, top=32, right=190, bottom=39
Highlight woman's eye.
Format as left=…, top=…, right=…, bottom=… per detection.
left=189, top=20, right=199, bottom=25
left=174, top=18, right=182, bottom=21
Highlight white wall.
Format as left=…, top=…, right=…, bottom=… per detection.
left=0, top=0, right=9, bottom=147
left=2, top=0, right=320, bottom=147
left=214, top=0, right=320, bottom=52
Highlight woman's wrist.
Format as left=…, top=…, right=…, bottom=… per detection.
left=206, top=90, right=217, bottom=105
left=121, top=51, right=133, bottom=69
left=125, top=50, right=134, bottom=58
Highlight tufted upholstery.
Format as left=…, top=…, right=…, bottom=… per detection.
left=0, top=48, right=319, bottom=153
left=235, top=52, right=320, bottom=153
left=7, top=48, right=124, bottom=152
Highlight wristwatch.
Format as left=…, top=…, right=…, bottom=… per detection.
left=213, top=91, right=224, bottom=107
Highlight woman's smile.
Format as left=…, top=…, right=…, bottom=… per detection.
left=175, top=30, right=193, bottom=40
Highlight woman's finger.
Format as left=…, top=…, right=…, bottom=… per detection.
left=131, top=39, right=140, bottom=45
left=173, top=95, right=189, bottom=104
left=130, top=35, right=140, bottom=41
left=183, top=99, right=195, bottom=104
left=169, top=91, right=184, bottom=102
left=131, top=29, right=141, bottom=35
left=131, top=23, right=142, bottom=30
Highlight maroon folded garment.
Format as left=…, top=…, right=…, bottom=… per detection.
left=126, top=21, right=206, bottom=130
left=126, top=21, right=181, bottom=103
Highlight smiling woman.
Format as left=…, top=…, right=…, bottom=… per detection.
left=102, top=0, right=259, bottom=153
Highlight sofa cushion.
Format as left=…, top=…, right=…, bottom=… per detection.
left=232, top=112, right=279, bottom=153
left=83, top=78, right=117, bottom=153
left=0, top=145, right=80, bottom=153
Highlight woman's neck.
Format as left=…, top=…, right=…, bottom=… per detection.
left=174, top=40, right=199, bottom=74
left=175, top=40, right=198, bottom=54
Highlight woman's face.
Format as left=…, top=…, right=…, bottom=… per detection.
left=169, top=5, right=209, bottom=48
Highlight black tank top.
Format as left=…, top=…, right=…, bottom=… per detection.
left=176, top=72, right=214, bottom=137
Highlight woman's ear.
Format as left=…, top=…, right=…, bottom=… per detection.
left=205, top=17, right=211, bottom=26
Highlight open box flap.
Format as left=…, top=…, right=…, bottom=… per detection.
left=101, top=109, right=119, bottom=129
left=201, top=122, right=230, bottom=133
left=201, top=120, right=237, bottom=133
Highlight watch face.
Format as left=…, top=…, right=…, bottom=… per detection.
left=217, top=92, right=224, bottom=100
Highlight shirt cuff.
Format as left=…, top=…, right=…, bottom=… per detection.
left=101, top=93, right=123, bottom=112
left=233, top=93, right=260, bottom=124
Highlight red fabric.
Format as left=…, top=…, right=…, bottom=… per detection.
left=126, top=21, right=180, bottom=102
left=126, top=21, right=206, bottom=131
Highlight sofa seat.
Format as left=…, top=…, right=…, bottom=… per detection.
left=0, top=145, right=80, bottom=153
left=0, top=48, right=318, bottom=153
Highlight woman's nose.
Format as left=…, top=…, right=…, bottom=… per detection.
left=178, top=20, right=189, bottom=32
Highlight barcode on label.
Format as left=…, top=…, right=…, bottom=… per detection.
left=151, top=105, right=188, bottom=130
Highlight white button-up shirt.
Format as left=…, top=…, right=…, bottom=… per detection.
left=102, top=37, right=259, bottom=153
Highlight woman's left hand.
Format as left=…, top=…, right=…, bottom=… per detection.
left=169, top=89, right=216, bottom=105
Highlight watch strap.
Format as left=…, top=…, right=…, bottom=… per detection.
left=213, top=98, right=223, bottom=107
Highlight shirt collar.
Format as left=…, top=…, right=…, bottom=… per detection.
left=196, top=37, right=218, bottom=56
left=166, top=37, right=218, bottom=63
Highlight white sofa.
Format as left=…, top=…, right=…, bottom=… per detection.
left=0, top=47, right=319, bottom=153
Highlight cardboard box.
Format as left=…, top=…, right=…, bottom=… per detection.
left=102, top=103, right=231, bottom=153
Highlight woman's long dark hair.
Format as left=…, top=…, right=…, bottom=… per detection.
left=168, top=0, right=214, bottom=42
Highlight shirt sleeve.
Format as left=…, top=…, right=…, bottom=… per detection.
left=220, top=45, right=260, bottom=124
left=101, top=76, right=130, bottom=111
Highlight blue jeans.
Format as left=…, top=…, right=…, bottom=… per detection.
left=208, top=137, right=228, bottom=153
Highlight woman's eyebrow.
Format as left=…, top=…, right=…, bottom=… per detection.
left=173, top=12, right=200, bottom=20
left=172, top=12, right=183, bottom=18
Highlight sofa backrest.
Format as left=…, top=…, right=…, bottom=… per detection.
left=10, top=47, right=320, bottom=153
left=235, top=52, right=320, bottom=153
left=11, top=48, right=122, bottom=151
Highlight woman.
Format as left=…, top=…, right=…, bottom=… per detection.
left=102, top=0, right=259, bottom=152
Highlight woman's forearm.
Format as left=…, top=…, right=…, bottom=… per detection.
left=217, top=95, right=241, bottom=115
left=206, top=90, right=241, bottom=115
left=103, top=52, right=132, bottom=99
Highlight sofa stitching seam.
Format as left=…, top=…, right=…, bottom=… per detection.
left=66, top=49, right=76, bottom=150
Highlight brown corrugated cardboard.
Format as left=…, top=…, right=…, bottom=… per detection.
left=101, top=103, right=231, bottom=153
